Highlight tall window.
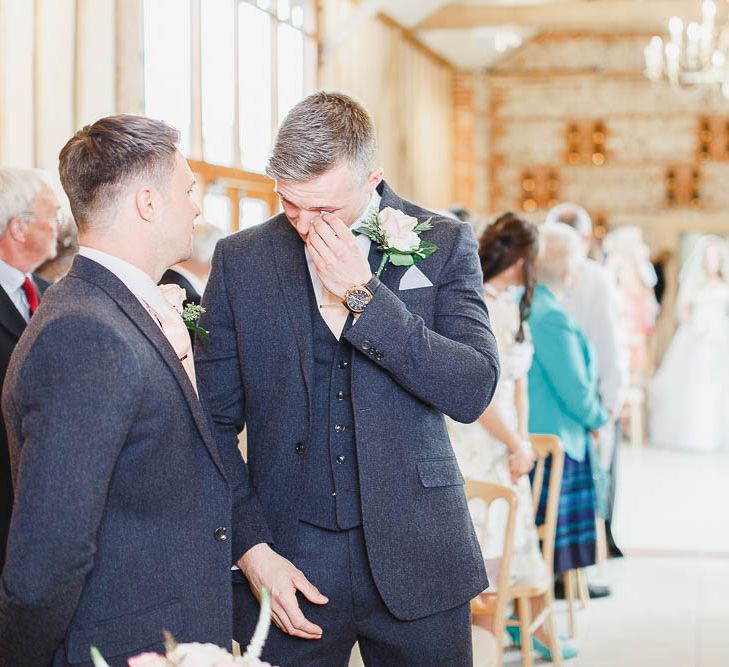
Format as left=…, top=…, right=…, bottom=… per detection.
left=143, top=0, right=317, bottom=231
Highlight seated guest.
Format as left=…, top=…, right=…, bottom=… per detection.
left=160, top=222, right=223, bottom=305
left=449, top=213, right=576, bottom=661
left=528, top=223, right=608, bottom=584
left=0, top=167, right=60, bottom=571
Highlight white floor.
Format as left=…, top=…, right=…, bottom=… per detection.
left=614, top=446, right=729, bottom=556
left=500, top=556, right=729, bottom=667
left=500, top=445, right=729, bottom=666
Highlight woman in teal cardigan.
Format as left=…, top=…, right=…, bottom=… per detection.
left=528, top=223, right=608, bottom=575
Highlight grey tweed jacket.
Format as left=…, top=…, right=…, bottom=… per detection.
left=195, top=181, right=500, bottom=621
left=0, top=257, right=238, bottom=667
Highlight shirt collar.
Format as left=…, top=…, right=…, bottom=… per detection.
left=78, top=246, right=166, bottom=314
left=0, top=259, right=29, bottom=293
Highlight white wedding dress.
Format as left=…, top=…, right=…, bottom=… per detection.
left=650, top=280, right=729, bottom=453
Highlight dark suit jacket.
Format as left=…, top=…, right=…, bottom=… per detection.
left=0, top=257, right=238, bottom=667
left=0, top=273, right=49, bottom=573
left=195, top=181, right=500, bottom=623
left=160, top=268, right=201, bottom=306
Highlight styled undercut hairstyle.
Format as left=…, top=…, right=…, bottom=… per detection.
left=58, top=114, right=180, bottom=233
left=266, top=91, right=376, bottom=183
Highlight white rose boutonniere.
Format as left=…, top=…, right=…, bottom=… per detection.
left=354, top=206, right=438, bottom=277
left=159, top=283, right=210, bottom=340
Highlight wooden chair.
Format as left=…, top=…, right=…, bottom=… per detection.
left=467, top=480, right=518, bottom=667
left=502, top=434, right=564, bottom=667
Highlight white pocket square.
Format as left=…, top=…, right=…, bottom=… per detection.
left=399, top=265, right=433, bottom=291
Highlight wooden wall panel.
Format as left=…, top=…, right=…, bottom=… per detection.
left=319, top=0, right=455, bottom=210
left=0, top=0, right=35, bottom=166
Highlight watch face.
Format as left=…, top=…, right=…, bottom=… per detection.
left=346, top=288, right=372, bottom=313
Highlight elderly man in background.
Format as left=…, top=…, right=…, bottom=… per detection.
left=0, top=168, right=60, bottom=571
left=546, top=203, right=629, bottom=581
left=160, top=222, right=224, bottom=306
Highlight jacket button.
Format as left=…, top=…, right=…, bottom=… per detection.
left=368, top=348, right=376, bottom=356
left=214, top=527, right=228, bottom=542
left=295, top=442, right=305, bottom=455
left=338, top=360, right=350, bottom=369
left=336, top=455, right=346, bottom=464
left=335, top=424, right=346, bottom=433
left=375, top=352, right=384, bottom=361
left=336, top=391, right=347, bottom=400
left=361, top=340, right=372, bottom=351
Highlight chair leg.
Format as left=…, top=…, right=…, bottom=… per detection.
left=542, top=591, right=563, bottom=667
left=517, top=596, right=533, bottom=667
left=564, top=571, right=576, bottom=638
left=577, top=568, right=589, bottom=610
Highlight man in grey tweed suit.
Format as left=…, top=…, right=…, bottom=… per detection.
left=196, top=91, right=500, bottom=665
left=0, top=116, right=243, bottom=666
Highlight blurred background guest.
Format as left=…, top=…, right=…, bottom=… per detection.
left=603, top=226, right=659, bottom=383
left=528, top=223, right=608, bottom=588
left=0, top=167, right=60, bottom=571
left=36, top=219, right=79, bottom=284
left=449, top=212, right=579, bottom=660
left=650, top=235, right=729, bottom=453
left=546, top=203, right=629, bottom=561
left=159, top=222, right=223, bottom=306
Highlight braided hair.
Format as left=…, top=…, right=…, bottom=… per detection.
left=478, top=213, right=540, bottom=343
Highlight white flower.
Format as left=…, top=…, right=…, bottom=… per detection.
left=159, top=283, right=187, bottom=314
left=168, top=642, right=233, bottom=667
left=379, top=207, right=421, bottom=252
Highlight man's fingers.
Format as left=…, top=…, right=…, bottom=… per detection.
left=294, top=572, right=329, bottom=605
left=308, top=232, right=337, bottom=266
left=279, top=594, right=323, bottom=638
left=321, top=211, right=354, bottom=240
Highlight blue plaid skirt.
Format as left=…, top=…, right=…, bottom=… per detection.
left=534, top=452, right=597, bottom=575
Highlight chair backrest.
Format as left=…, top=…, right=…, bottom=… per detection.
left=465, top=478, right=518, bottom=660
left=529, top=434, right=565, bottom=574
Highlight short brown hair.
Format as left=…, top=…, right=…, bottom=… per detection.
left=59, top=114, right=180, bottom=231
left=267, top=91, right=376, bottom=182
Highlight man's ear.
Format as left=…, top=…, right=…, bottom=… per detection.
left=368, top=167, right=384, bottom=191
left=6, top=218, right=26, bottom=243
left=135, top=186, right=156, bottom=223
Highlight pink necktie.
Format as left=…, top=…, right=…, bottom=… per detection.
left=150, top=300, right=198, bottom=396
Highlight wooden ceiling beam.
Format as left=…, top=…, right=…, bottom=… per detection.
left=417, top=1, right=719, bottom=33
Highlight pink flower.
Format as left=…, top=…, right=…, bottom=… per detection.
left=159, top=283, right=187, bottom=314
left=378, top=207, right=421, bottom=252
left=127, top=653, right=168, bottom=667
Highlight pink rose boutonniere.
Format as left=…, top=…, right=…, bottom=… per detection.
left=159, top=283, right=209, bottom=340
left=354, top=206, right=438, bottom=277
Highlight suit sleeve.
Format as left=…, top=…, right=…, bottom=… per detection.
left=195, top=244, right=273, bottom=562
left=0, top=317, right=142, bottom=666
left=343, top=223, right=500, bottom=423
left=533, top=313, right=609, bottom=431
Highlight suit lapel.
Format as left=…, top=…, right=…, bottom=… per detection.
left=0, top=285, right=27, bottom=340
left=270, top=218, right=314, bottom=418
left=67, top=256, right=227, bottom=481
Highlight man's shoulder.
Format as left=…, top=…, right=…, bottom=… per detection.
left=219, top=214, right=288, bottom=251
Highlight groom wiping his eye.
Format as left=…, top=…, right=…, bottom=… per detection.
left=196, top=91, right=501, bottom=666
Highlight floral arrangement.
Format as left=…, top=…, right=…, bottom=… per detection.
left=159, top=283, right=209, bottom=339
left=91, top=590, right=274, bottom=667
left=354, top=207, right=438, bottom=277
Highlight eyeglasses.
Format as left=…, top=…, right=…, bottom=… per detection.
left=17, top=210, right=65, bottom=226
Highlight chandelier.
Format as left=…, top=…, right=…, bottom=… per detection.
left=644, top=0, right=729, bottom=98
